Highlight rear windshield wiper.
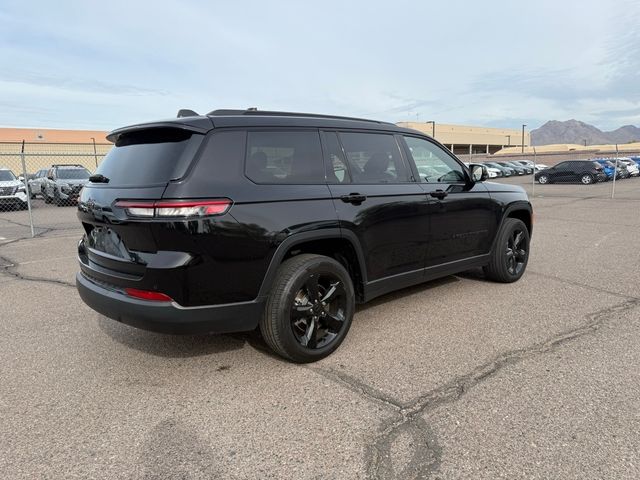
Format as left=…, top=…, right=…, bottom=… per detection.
left=89, top=174, right=110, bottom=183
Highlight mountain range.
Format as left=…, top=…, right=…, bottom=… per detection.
left=530, top=120, right=640, bottom=146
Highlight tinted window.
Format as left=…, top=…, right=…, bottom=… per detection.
left=323, top=132, right=351, bottom=184
left=95, top=128, right=203, bottom=186
left=554, top=162, right=569, bottom=169
left=246, top=130, right=324, bottom=184
left=57, top=168, right=90, bottom=179
left=404, top=136, right=465, bottom=183
left=339, top=132, right=409, bottom=184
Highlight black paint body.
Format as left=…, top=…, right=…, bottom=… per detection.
left=76, top=113, right=532, bottom=334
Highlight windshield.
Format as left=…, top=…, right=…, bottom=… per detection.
left=58, top=168, right=90, bottom=179
left=0, top=170, right=16, bottom=181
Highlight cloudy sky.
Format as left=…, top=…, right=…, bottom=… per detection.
left=0, top=0, right=638, bottom=132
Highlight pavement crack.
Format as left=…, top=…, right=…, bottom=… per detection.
left=366, top=297, right=640, bottom=480
left=527, top=270, right=639, bottom=300
left=310, top=367, right=403, bottom=411
left=0, top=238, right=75, bottom=288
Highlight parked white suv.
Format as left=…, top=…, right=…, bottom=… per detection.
left=0, top=169, right=28, bottom=210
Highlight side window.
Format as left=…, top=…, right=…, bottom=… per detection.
left=338, top=132, right=409, bottom=184
left=322, top=132, right=351, bottom=184
left=403, top=136, right=465, bottom=183
left=245, top=130, right=324, bottom=184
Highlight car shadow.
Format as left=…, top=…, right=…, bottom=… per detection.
left=96, top=316, right=250, bottom=359
left=356, top=275, right=461, bottom=313
left=96, top=274, right=471, bottom=360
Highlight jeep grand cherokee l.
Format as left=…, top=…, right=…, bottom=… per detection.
left=76, top=109, right=533, bottom=363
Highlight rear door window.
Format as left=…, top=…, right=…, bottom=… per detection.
left=94, top=128, right=203, bottom=186
left=338, top=132, right=410, bottom=184
left=245, top=130, right=324, bottom=184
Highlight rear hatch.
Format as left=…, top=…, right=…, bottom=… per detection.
left=77, top=126, right=207, bottom=297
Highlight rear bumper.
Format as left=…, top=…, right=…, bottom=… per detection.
left=76, top=271, right=264, bottom=334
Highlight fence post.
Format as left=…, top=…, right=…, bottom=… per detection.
left=532, top=147, right=536, bottom=198
left=20, top=140, right=35, bottom=238
left=611, top=144, right=619, bottom=199
left=91, top=137, right=98, bottom=168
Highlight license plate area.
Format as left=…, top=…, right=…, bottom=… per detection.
left=88, top=226, right=133, bottom=260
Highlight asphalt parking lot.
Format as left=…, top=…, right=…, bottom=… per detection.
left=1, top=178, right=640, bottom=479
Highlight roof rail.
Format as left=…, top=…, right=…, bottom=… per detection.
left=206, top=108, right=392, bottom=125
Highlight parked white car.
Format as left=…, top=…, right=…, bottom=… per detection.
left=0, top=168, right=28, bottom=210
left=618, top=158, right=640, bottom=176
left=464, top=162, right=500, bottom=178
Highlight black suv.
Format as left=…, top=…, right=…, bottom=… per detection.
left=535, top=160, right=607, bottom=185
left=76, top=109, right=532, bottom=362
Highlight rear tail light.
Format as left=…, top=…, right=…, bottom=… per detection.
left=125, top=288, right=173, bottom=302
left=114, top=199, right=232, bottom=218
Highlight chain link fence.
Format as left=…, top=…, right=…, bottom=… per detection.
left=2, top=140, right=640, bottom=243
left=0, top=141, right=109, bottom=241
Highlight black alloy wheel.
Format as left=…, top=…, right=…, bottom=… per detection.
left=484, top=218, right=530, bottom=283
left=291, top=273, right=348, bottom=349
left=505, top=228, right=527, bottom=276
left=260, top=254, right=355, bottom=363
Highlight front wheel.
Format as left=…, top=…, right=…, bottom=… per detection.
left=484, top=218, right=530, bottom=283
left=538, top=174, right=549, bottom=184
left=260, top=254, right=355, bottom=363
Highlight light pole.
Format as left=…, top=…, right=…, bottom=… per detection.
left=425, top=120, right=436, bottom=138
left=521, top=124, right=527, bottom=154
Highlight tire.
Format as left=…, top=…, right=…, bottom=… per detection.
left=581, top=173, right=593, bottom=185
left=54, top=189, right=63, bottom=206
left=43, top=187, right=51, bottom=204
left=538, top=174, right=549, bottom=184
left=483, top=218, right=530, bottom=283
left=260, top=253, right=355, bottom=363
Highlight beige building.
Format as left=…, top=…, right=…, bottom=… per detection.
left=0, top=128, right=112, bottom=173
left=397, top=122, right=530, bottom=156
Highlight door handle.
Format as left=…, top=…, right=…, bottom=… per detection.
left=429, top=189, right=448, bottom=200
left=340, top=193, right=367, bottom=204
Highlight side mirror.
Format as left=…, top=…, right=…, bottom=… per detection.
left=47, top=175, right=54, bottom=180
left=470, top=164, right=487, bottom=182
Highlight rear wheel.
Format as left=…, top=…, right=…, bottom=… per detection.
left=484, top=218, right=530, bottom=283
left=260, top=254, right=355, bottom=363
left=581, top=173, right=593, bottom=185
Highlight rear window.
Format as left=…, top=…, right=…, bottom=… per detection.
left=57, top=168, right=90, bottom=179
left=245, top=130, right=324, bottom=184
left=94, top=128, right=203, bottom=186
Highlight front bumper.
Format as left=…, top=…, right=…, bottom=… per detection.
left=76, top=271, right=264, bottom=334
left=0, top=191, right=28, bottom=204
